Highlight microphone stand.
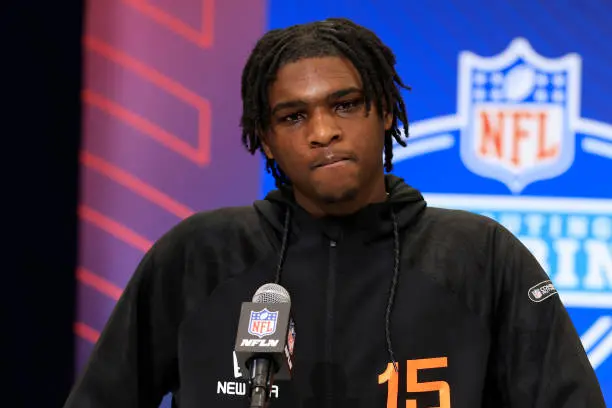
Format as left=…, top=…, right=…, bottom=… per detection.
left=248, top=357, right=274, bottom=408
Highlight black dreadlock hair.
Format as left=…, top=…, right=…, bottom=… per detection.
left=240, top=17, right=411, bottom=187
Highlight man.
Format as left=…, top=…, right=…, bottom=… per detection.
left=64, top=18, right=605, bottom=407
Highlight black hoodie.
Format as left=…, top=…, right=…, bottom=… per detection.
left=64, top=175, right=605, bottom=407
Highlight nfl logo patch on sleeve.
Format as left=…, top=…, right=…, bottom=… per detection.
left=528, top=280, right=559, bottom=303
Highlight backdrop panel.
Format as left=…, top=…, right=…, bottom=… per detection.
left=264, top=0, right=612, bottom=405
left=76, top=1, right=266, bottom=405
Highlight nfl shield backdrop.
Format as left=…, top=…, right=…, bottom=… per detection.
left=263, top=1, right=612, bottom=404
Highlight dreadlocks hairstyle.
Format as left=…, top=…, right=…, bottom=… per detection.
left=240, top=18, right=411, bottom=187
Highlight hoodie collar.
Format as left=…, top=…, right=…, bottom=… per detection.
left=254, top=175, right=426, bottom=242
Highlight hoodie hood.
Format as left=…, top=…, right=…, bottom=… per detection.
left=254, top=174, right=426, bottom=243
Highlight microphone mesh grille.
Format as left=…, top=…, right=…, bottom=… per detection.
left=252, top=283, right=291, bottom=304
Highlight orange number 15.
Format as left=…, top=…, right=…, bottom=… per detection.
left=378, top=357, right=451, bottom=408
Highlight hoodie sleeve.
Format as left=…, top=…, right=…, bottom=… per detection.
left=63, top=235, right=184, bottom=408
left=489, top=224, right=605, bottom=407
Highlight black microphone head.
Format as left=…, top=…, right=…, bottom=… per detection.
left=252, top=283, right=291, bottom=304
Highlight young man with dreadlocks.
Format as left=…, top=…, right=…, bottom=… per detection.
left=64, top=18, right=604, bottom=408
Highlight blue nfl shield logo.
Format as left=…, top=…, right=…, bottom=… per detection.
left=248, top=308, right=278, bottom=338
left=457, top=38, right=582, bottom=193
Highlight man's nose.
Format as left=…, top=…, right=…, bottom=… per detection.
left=307, top=109, right=342, bottom=147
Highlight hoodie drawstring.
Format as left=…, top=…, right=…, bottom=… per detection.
left=386, top=209, right=400, bottom=371
left=274, top=209, right=292, bottom=284
left=274, top=207, right=401, bottom=370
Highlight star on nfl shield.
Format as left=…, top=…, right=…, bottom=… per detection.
left=248, top=308, right=278, bottom=338
left=457, top=38, right=582, bottom=193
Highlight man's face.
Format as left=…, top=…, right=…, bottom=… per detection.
left=262, top=56, right=392, bottom=206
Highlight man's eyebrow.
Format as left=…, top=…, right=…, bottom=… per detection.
left=270, top=87, right=363, bottom=116
left=328, top=87, right=363, bottom=100
left=270, top=100, right=307, bottom=116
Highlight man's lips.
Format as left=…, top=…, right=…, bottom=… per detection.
left=311, top=152, right=356, bottom=169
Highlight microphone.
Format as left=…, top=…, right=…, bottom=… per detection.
left=234, top=283, right=296, bottom=408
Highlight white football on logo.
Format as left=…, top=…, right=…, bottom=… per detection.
left=260, top=312, right=269, bottom=319
left=503, top=65, right=536, bottom=102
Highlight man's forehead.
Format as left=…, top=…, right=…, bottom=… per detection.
left=270, top=57, right=363, bottom=102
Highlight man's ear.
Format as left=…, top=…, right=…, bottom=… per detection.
left=384, top=111, right=393, bottom=131
left=260, top=132, right=274, bottom=160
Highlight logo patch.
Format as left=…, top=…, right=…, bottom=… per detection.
left=528, top=280, right=559, bottom=303
left=287, top=319, right=296, bottom=355
left=248, top=308, right=278, bottom=338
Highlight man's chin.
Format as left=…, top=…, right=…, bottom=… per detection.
left=317, top=186, right=359, bottom=205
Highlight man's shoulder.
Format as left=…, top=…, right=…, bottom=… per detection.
left=417, top=205, right=528, bottom=263
left=421, top=206, right=503, bottom=236
left=154, top=205, right=267, bottom=253
left=181, top=206, right=261, bottom=230
left=419, top=205, right=540, bottom=275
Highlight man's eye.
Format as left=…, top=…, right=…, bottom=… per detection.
left=335, top=99, right=362, bottom=112
left=282, top=113, right=304, bottom=123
